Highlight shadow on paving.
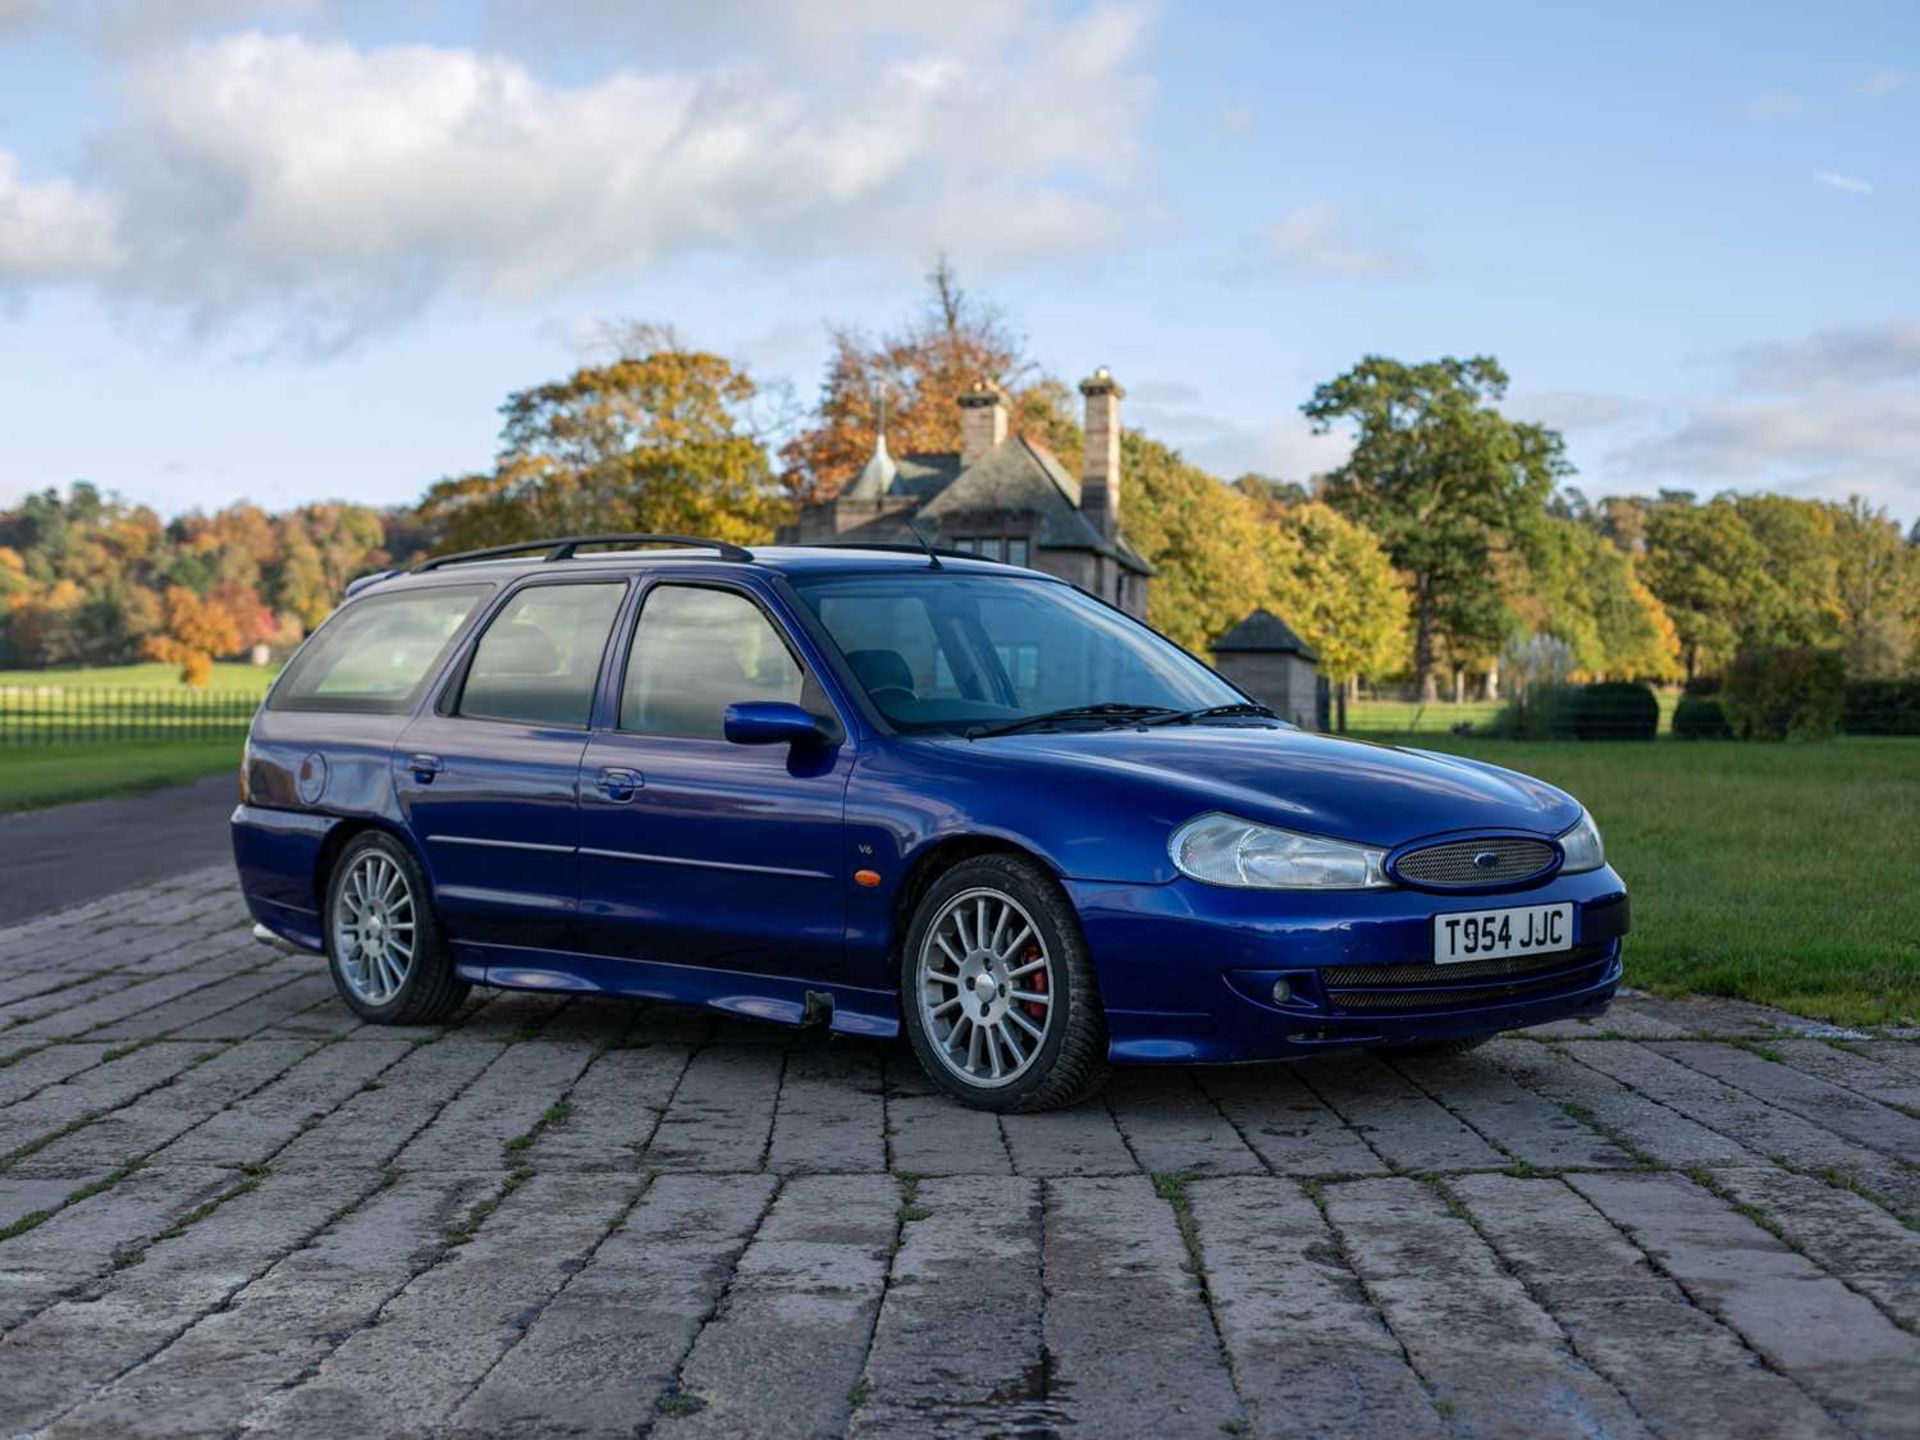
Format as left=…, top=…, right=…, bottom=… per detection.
left=0, top=868, right=1915, bottom=1438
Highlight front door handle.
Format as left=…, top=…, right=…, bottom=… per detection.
left=408, top=753, right=443, bottom=784
left=596, top=767, right=642, bottom=802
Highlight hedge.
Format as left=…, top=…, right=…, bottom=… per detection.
left=1572, top=681, right=1659, bottom=741
left=1723, top=647, right=1845, bottom=741
left=1672, top=695, right=1733, bottom=740
left=1842, top=679, right=1920, bottom=736
left=1496, top=681, right=1658, bottom=741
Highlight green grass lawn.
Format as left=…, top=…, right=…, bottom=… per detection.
left=1351, top=732, right=1920, bottom=1029
left=1350, top=689, right=1684, bottom=736
left=0, top=740, right=241, bottom=813
left=0, top=661, right=280, bottom=694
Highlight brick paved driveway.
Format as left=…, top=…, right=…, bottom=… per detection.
left=0, top=866, right=1915, bottom=1438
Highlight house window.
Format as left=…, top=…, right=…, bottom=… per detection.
left=978, top=537, right=1003, bottom=561
left=950, top=538, right=975, bottom=554
left=1007, top=538, right=1030, bottom=568
left=1115, top=573, right=1129, bottom=609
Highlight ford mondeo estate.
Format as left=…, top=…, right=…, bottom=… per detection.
left=233, top=535, right=1629, bottom=1111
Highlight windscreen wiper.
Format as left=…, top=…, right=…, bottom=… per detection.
left=966, top=703, right=1180, bottom=740
left=1141, top=702, right=1280, bottom=727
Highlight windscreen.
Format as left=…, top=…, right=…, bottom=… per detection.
left=791, top=572, right=1240, bottom=732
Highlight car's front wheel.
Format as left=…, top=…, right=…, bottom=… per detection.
left=900, top=854, right=1110, bottom=1112
left=324, top=831, right=468, bottom=1025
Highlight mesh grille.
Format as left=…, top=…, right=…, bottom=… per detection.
left=1394, top=837, right=1557, bottom=888
left=1325, top=953, right=1612, bottom=1014
left=1322, top=943, right=1608, bottom=990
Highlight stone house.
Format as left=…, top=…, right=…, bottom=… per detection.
left=781, top=369, right=1153, bottom=618
left=1212, top=607, right=1323, bottom=728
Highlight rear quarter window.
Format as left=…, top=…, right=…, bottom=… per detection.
left=271, top=584, right=490, bottom=714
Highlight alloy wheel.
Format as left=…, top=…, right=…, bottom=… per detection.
left=332, top=850, right=417, bottom=1006
left=917, top=887, right=1054, bottom=1088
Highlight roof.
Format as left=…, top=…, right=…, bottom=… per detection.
left=1213, top=607, right=1319, bottom=661
left=918, top=435, right=1153, bottom=574
left=353, top=543, right=1070, bottom=598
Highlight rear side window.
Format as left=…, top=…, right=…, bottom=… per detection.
left=620, top=585, right=809, bottom=739
left=457, top=582, right=626, bottom=729
left=272, top=585, right=489, bottom=714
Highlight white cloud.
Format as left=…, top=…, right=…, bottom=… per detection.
left=1726, top=320, right=1920, bottom=390
left=6, top=7, right=1155, bottom=347
left=1617, top=320, right=1920, bottom=514
left=1813, top=170, right=1874, bottom=194
left=1260, top=202, right=1414, bottom=278
left=0, top=151, right=123, bottom=282
left=1861, top=68, right=1910, bottom=96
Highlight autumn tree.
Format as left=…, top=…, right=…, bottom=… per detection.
left=420, top=326, right=782, bottom=554
left=143, top=585, right=243, bottom=687
left=780, top=258, right=1076, bottom=503
left=1304, top=357, right=1566, bottom=700
left=1122, top=433, right=1408, bottom=677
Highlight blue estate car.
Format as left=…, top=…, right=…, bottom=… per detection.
left=233, top=534, right=1628, bottom=1111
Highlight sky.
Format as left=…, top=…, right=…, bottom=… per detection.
left=0, top=0, right=1915, bottom=523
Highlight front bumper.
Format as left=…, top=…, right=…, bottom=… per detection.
left=1065, top=866, right=1629, bottom=1063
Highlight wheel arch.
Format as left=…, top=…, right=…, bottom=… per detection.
left=889, top=833, right=1067, bottom=962
left=314, top=818, right=431, bottom=913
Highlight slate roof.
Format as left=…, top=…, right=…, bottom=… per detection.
left=1213, top=607, right=1319, bottom=661
left=915, top=435, right=1151, bottom=574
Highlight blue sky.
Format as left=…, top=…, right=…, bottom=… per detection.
left=1, top=1, right=1914, bottom=522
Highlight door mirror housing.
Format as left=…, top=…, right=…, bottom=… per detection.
left=723, top=701, right=837, bottom=748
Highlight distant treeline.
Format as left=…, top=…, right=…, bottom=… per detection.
left=4, top=270, right=1915, bottom=689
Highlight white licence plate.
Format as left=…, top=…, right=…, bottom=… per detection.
left=1433, top=903, right=1574, bottom=964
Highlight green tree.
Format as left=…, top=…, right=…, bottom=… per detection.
left=1832, top=497, right=1916, bottom=678
left=1303, top=356, right=1566, bottom=699
left=421, top=327, right=781, bottom=554
left=1641, top=498, right=1777, bottom=680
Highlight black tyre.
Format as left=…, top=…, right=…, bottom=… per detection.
left=323, top=831, right=469, bottom=1025
left=1379, top=1033, right=1494, bottom=1059
left=899, top=854, right=1110, bottom=1112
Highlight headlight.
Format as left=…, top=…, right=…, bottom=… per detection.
left=1171, top=813, right=1390, bottom=890
left=1558, top=810, right=1605, bottom=873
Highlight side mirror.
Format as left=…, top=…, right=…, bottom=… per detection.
left=723, top=701, right=836, bottom=748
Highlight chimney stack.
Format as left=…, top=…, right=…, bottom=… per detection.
left=958, top=379, right=1009, bottom=464
left=1079, top=367, right=1124, bottom=537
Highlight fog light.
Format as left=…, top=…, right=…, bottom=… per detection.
left=1271, top=978, right=1293, bottom=1005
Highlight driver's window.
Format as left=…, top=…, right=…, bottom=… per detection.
left=620, top=585, right=806, bottom=739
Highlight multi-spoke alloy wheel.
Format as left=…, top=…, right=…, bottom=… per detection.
left=918, top=888, right=1054, bottom=1088
left=332, top=850, right=416, bottom=1005
left=900, top=855, right=1111, bottom=1112
left=323, top=832, right=468, bottom=1025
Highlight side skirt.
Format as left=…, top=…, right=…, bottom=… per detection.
left=450, top=940, right=902, bottom=1040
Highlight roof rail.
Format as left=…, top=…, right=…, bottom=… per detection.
left=821, top=541, right=983, bottom=562
left=410, top=533, right=754, bottom=573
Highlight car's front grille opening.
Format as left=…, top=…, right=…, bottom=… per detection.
left=1323, top=944, right=1613, bottom=1015
left=1392, top=837, right=1558, bottom=888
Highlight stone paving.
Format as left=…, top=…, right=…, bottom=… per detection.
left=0, top=865, right=1916, bottom=1439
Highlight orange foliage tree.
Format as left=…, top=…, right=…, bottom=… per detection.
left=142, top=585, right=243, bottom=687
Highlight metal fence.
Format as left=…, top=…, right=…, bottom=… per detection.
left=0, top=688, right=258, bottom=747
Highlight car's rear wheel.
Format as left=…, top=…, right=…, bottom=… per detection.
left=324, top=831, right=468, bottom=1025
left=900, top=854, right=1109, bottom=1112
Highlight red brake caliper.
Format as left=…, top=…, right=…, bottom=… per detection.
left=1024, top=945, right=1047, bottom=1020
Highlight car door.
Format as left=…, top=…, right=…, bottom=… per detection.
left=574, top=577, right=855, bottom=983
left=395, top=577, right=627, bottom=950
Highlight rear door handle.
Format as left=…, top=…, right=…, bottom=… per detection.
left=596, top=767, right=642, bottom=801
left=408, top=753, right=443, bottom=783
